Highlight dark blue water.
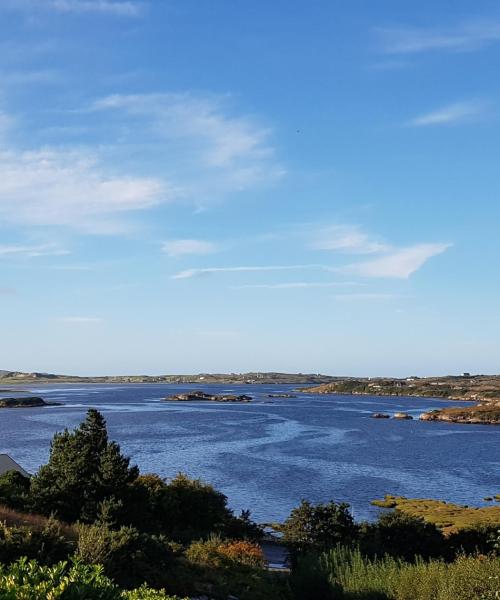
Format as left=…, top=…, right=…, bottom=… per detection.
left=0, top=384, right=498, bottom=522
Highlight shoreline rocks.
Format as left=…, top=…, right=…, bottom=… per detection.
left=371, top=413, right=390, bottom=419
left=393, top=412, right=413, bottom=420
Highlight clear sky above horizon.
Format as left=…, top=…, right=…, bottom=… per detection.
left=1, top=0, right=499, bottom=377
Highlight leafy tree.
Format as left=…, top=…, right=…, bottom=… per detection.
left=359, top=510, right=445, bottom=561
left=281, top=500, right=357, bottom=555
left=161, top=473, right=233, bottom=543
left=30, top=409, right=139, bottom=523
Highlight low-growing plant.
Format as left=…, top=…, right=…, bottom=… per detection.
left=294, top=545, right=500, bottom=600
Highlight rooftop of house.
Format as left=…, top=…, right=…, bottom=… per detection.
left=0, top=454, right=30, bottom=478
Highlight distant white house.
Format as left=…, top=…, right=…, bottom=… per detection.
left=0, top=454, right=30, bottom=478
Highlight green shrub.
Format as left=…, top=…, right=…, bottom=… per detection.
left=76, top=523, right=174, bottom=589
left=0, top=518, right=73, bottom=565
left=122, top=585, right=186, bottom=599
left=0, top=557, right=120, bottom=599
left=0, top=471, right=30, bottom=511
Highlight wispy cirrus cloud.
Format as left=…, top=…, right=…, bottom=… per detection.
left=57, top=316, right=103, bottom=323
left=162, top=239, right=218, bottom=258
left=91, top=93, right=285, bottom=191
left=343, top=243, right=451, bottom=279
left=0, top=288, right=17, bottom=296
left=3, top=0, right=143, bottom=17
left=172, top=264, right=332, bottom=280
left=311, top=225, right=389, bottom=254
left=377, top=19, right=500, bottom=54
left=0, top=243, right=69, bottom=258
left=0, top=91, right=282, bottom=233
left=408, top=101, right=485, bottom=127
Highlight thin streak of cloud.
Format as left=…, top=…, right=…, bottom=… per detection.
left=408, top=101, right=485, bottom=127
left=162, top=239, right=218, bottom=258
left=172, top=264, right=333, bottom=280
left=377, top=20, right=500, bottom=54
left=3, top=0, right=143, bottom=16
left=0, top=243, right=69, bottom=258
left=0, top=288, right=17, bottom=296
left=343, top=243, right=451, bottom=279
left=57, top=316, right=103, bottom=323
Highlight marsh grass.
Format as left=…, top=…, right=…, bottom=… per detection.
left=307, top=546, right=500, bottom=600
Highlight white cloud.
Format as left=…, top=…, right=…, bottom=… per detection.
left=162, top=239, right=218, bottom=257
left=172, top=264, right=332, bottom=280
left=344, top=243, right=451, bottom=279
left=0, top=91, right=282, bottom=232
left=311, top=225, right=389, bottom=254
left=91, top=93, right=284, bottom=192
left=3, top=0, right=142, bottom=16
left=0, top=148, right=166, bottom=231
left=58, top=316, right=103, bottom=323
left=409, top=101, right=485, bottom=126
left=377, top=20, right=500, bottom=54
left=0, top=243, right=69, bottom=257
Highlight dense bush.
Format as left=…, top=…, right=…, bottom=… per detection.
left=185, top=536, right=265, bottom=569
left=0, top=471, right=30, bottom=511
left=280, top=500, right=357, bottom=556
left=76, top=523, right=174, bottom=589
left=0, top=519, right=73, bottom=566
left=359, top=511, right=445, bottom=561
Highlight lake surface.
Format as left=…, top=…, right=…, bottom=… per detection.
left=0, top=384, right=498, bottom=523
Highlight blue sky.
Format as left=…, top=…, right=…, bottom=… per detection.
left=1, top=0, right=500, bottom=376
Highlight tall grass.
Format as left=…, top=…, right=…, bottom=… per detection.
left=305, top=545, right=500, bottom=600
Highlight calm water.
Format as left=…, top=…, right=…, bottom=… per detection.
left=0, top=384, right=498, bottom=523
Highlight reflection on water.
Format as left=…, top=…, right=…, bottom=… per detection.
left=0, top=383, right=498, bottom=522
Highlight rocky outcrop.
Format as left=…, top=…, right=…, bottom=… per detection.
left=371, top=413, right=390, bottom=419
left=420, top=403, right=500, bottom=425
left=165, top=391, right=253, bottom=403
left=393, top=412, right=413, bottom=420
left=0, top=397, right=59, bottom=408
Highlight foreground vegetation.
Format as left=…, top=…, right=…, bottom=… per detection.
left=0, top=409, right=498, bottom=599
left=293, top=546, right=500, bottom=600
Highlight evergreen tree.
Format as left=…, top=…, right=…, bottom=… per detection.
left=30, top=409, right=139, bottom=523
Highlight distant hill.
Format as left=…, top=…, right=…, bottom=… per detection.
left=0, top=370, right=338, bottom=385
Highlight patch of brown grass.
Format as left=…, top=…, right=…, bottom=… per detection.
left=0, top=504, right=76, bottom=539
